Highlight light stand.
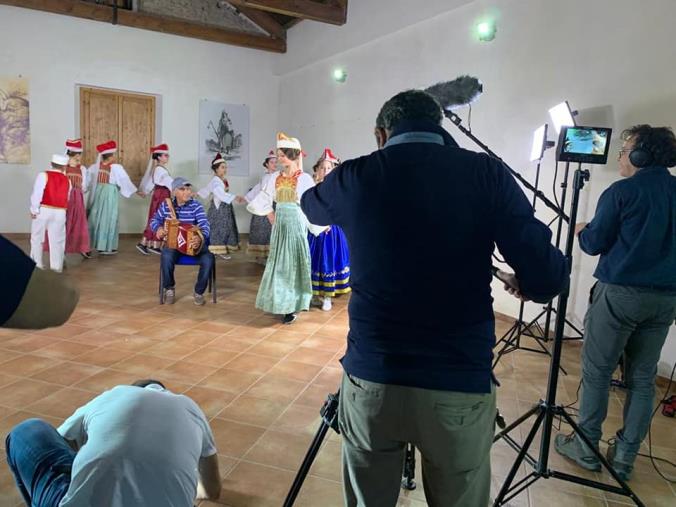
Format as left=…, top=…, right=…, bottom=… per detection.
left=492, top=165, right=644, bottom=506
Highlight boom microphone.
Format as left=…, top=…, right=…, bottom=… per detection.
left=424, top=75, right=483, bottom=110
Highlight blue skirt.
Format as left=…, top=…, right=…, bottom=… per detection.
left=308, top=225, right=351, bottom=298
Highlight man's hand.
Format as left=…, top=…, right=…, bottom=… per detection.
left=574, top=222, right=588, bottom=236
left=267, top=212, right=275, bottom=226
left=156, top=226, right=167, bottom=240
left=234, top=196, right=247, bottom=204
left=136, top=191, right=146, bottom=198
left=190, top=235, right=202, bottom=251
left=496, top=270, right=530, bottom=301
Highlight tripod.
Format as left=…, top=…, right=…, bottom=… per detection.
left=492, top=165, right=644, bottom=506
left=282, top=391, right=418, bottom=507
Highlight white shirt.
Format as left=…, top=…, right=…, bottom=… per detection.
left=245, top=171, right=275, bottom=203
left=86, top=163, right=138, bottom=201
left=140, top=165, right=173, bottom=194
left=57, top=385, right=217, bottom=507
left=197, top=175, right=236, bottom=207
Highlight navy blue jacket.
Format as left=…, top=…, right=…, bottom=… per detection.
left=579, top=166, right=676, bottom=291
left=301, top=120, right=569, bottom=392
left=0, top=235, right=35, bottom=325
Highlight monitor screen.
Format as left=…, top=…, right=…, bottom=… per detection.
left=557, top=126, right=612, bottom=164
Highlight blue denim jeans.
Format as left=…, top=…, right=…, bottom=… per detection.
left=160, top=244, right=214, bottom=295
left=578, top=282, right=676, bottom=466
left=5, top=418, right=75, bottom=506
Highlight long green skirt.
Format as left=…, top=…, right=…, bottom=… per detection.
left=255, top=203, right=312, bottom=315
left=88, top=183, right=120, bottom=252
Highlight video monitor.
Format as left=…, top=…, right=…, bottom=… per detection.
left=557, top=126, right=612, bottom=165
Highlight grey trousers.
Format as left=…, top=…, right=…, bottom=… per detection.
left=338, top=372, right=496, bottom=507
left=578, top=282, right=676, bottom=465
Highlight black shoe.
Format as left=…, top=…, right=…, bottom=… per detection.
left=136, top=243, right=149, bottom=255
left=81, top=251, right=92, bottom=259
left=148, top=247, right=162, bottom=255
left=282, top=313, right=297, bottom=325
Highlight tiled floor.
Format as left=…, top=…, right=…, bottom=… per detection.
left=0, top=237, right=674, bottom=507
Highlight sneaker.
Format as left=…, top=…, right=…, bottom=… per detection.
left=81, top=251, right=92, bottom=259
left=164, top=288, right=175, bottom=305
left=135, top=243, right=149, bottom=255
left=217, top=254, right=232, bottom=260
left=193, top=293, right=206, bottom=306
left=321, top=297, right=332, bottom=311
left=148, top=247, right=162, bottom=255
left=554, top=433, right=601, bottom=471
left=99, top=250, right=118, bottom=256
left=282, top=313, right=297, bottom=325
left=606, top=442, right=633, bottom=482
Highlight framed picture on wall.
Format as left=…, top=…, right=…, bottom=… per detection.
left=198, top=100, right=250, bottom=177
left=0, top=76, right=30, bottom=164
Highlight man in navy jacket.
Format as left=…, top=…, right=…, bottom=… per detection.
left=301, top=89, right=568, bottom=506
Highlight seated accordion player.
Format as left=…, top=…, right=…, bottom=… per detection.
left=164, top=198, right=204, bottom=256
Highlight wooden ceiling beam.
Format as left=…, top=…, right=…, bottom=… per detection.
left=0, top=0, right=286, bottom=53
left=228, top=0, right=347, bottom=26
left=229, top=3, right=286, bottom=40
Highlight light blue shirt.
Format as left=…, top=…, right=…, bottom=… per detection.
left=58, top=385, right=217, bottom=507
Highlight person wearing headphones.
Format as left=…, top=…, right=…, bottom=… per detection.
left=555, top=125, right=676, bottom=481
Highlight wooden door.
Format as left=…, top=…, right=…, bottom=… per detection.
left=79, top=87, right=155, bottom=183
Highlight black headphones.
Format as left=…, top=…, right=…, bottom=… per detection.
left=629, top=142, right=654, bottom=168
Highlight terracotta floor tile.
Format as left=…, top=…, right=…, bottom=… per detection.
left=267, top=360, right=322, bottom=383
left=0, top=349, right=23, bottom=365
left=31, top=362, right=103, bottom=386
left=311, top=367, right=343, bottom=389
left=209, top=418, right=266, bottom=458
left=0, top=335, right=56, bottom=353
left=0, top=374, right=18, bottom=389
left=247, top=341, right=296, bottom=358
left=225, top=353, right=279, bottom=375
left=183, top=346, right=240, bottom=368
left=0, top=354, right=58, bottom=377
left=199, top=368, right=262, bottom=395
left=0, top=379, right=58, bottom=409
left=193, top=321, right=237, bottom=334
left=182, top=386, right=235, bottom=418
left=219, top=461, right=295, bottom=507
left=73, top=347, right=135, bottom=367
left=73, top=369, right=135, bottom=392
left=218, top=396, right=290, bottom=427
left=264, top=329, right=309, bottom=346
left=157, top=360, right=218, bottom=385
left=143, top=341, right=196, bottom=360
left=206, top=335, right=256, bottom=353
left=273, top=402, right=322, bottom=436
left=112, top=353, right=176, bottom=376
left=245, top=377, right=306, bottom=403
left=171, top=330, right=222, bottom=347
left=27, top=387, right=95, bottom=419
left=244, top=430, right=314, bottom=471
left=35, top=323, right=90, bottom=339
left=33, top=340, right=98, bottom=360
left=105, top=335, right=160, bottom=353
left=294, top=475, right=344, bottom=507
left=295, top=384, right=335, bottom=408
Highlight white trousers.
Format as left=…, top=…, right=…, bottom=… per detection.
left=30, top=207, right=66, bottom=272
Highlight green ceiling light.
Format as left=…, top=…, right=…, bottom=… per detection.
left=332, top=68, right=347, bottom=83
left=476, top=19, right=497, bottom=42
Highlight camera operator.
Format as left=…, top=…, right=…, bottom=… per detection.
left=555, top=125, right=676, bottom=481
left=300, top=89, right=569, bottom=507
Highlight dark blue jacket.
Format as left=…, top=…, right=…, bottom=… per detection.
left=0, top=235, right=35, bottom=325
left=301, top=120, right=569, bottom=393
left=579, top=166, right=676, bottom=291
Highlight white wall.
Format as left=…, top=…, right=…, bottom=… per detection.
left=0, top=5, right=279, bottom=234
left=277, top=0, right=676, bottom=376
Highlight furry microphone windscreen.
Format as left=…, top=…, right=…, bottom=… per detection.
left=424, top=76, right=483, bottom=110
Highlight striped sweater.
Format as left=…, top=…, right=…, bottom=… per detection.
left=150, top=198, right=210, bottom=240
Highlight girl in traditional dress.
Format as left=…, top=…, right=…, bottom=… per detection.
left=307, top=148, right=351, bottom=311
left=137, top=143, right=173, bottom=255
left=247, top=133, right=321, bottom=324
left=244, top=151, right=277, bottom=263
left=86, top=140, right=140, bottom=255
left=43, top=139, right=91, bottom=259
left=197, top=153, right=242, bottom=260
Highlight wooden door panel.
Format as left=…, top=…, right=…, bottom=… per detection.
left=80, top=88, right=119, bottom=167
left=120, top=95, right=155, bottom=183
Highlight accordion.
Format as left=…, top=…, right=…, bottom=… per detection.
left=163, top=198, right=203, bottom=256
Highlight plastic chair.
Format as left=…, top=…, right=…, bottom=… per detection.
left=158, top=251, right=216, bottom=304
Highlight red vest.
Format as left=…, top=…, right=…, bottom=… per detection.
left=41, top=171, right=69, bottom=209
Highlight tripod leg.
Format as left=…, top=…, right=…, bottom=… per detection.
left=283, top=420, right=331, bottom=507
left=401, top=443, right=417, bottom=490
left=558, top=410, right=645, bottom=506
left=493, top=409, right=546, bottom=506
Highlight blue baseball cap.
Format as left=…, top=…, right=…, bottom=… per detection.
left=171, top=177, right=192, bottom=191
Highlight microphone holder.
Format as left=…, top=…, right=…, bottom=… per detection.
left=445, top=110, right=568, bottom=222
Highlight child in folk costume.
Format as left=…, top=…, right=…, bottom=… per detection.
left=30, top=154, right=71, bottom=272
left=308, top=149, right=351, bottom=311
left=136, top=143, right=173, bottom=255
left=247, top=133, right=323, bottom=324
left=197, top=153, right=242, bottom=259
left=43, top=139, right=91, bottom=259
left=86, top=140, right=140, bottom=255
left=244, top=151, right=277, bottom=263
